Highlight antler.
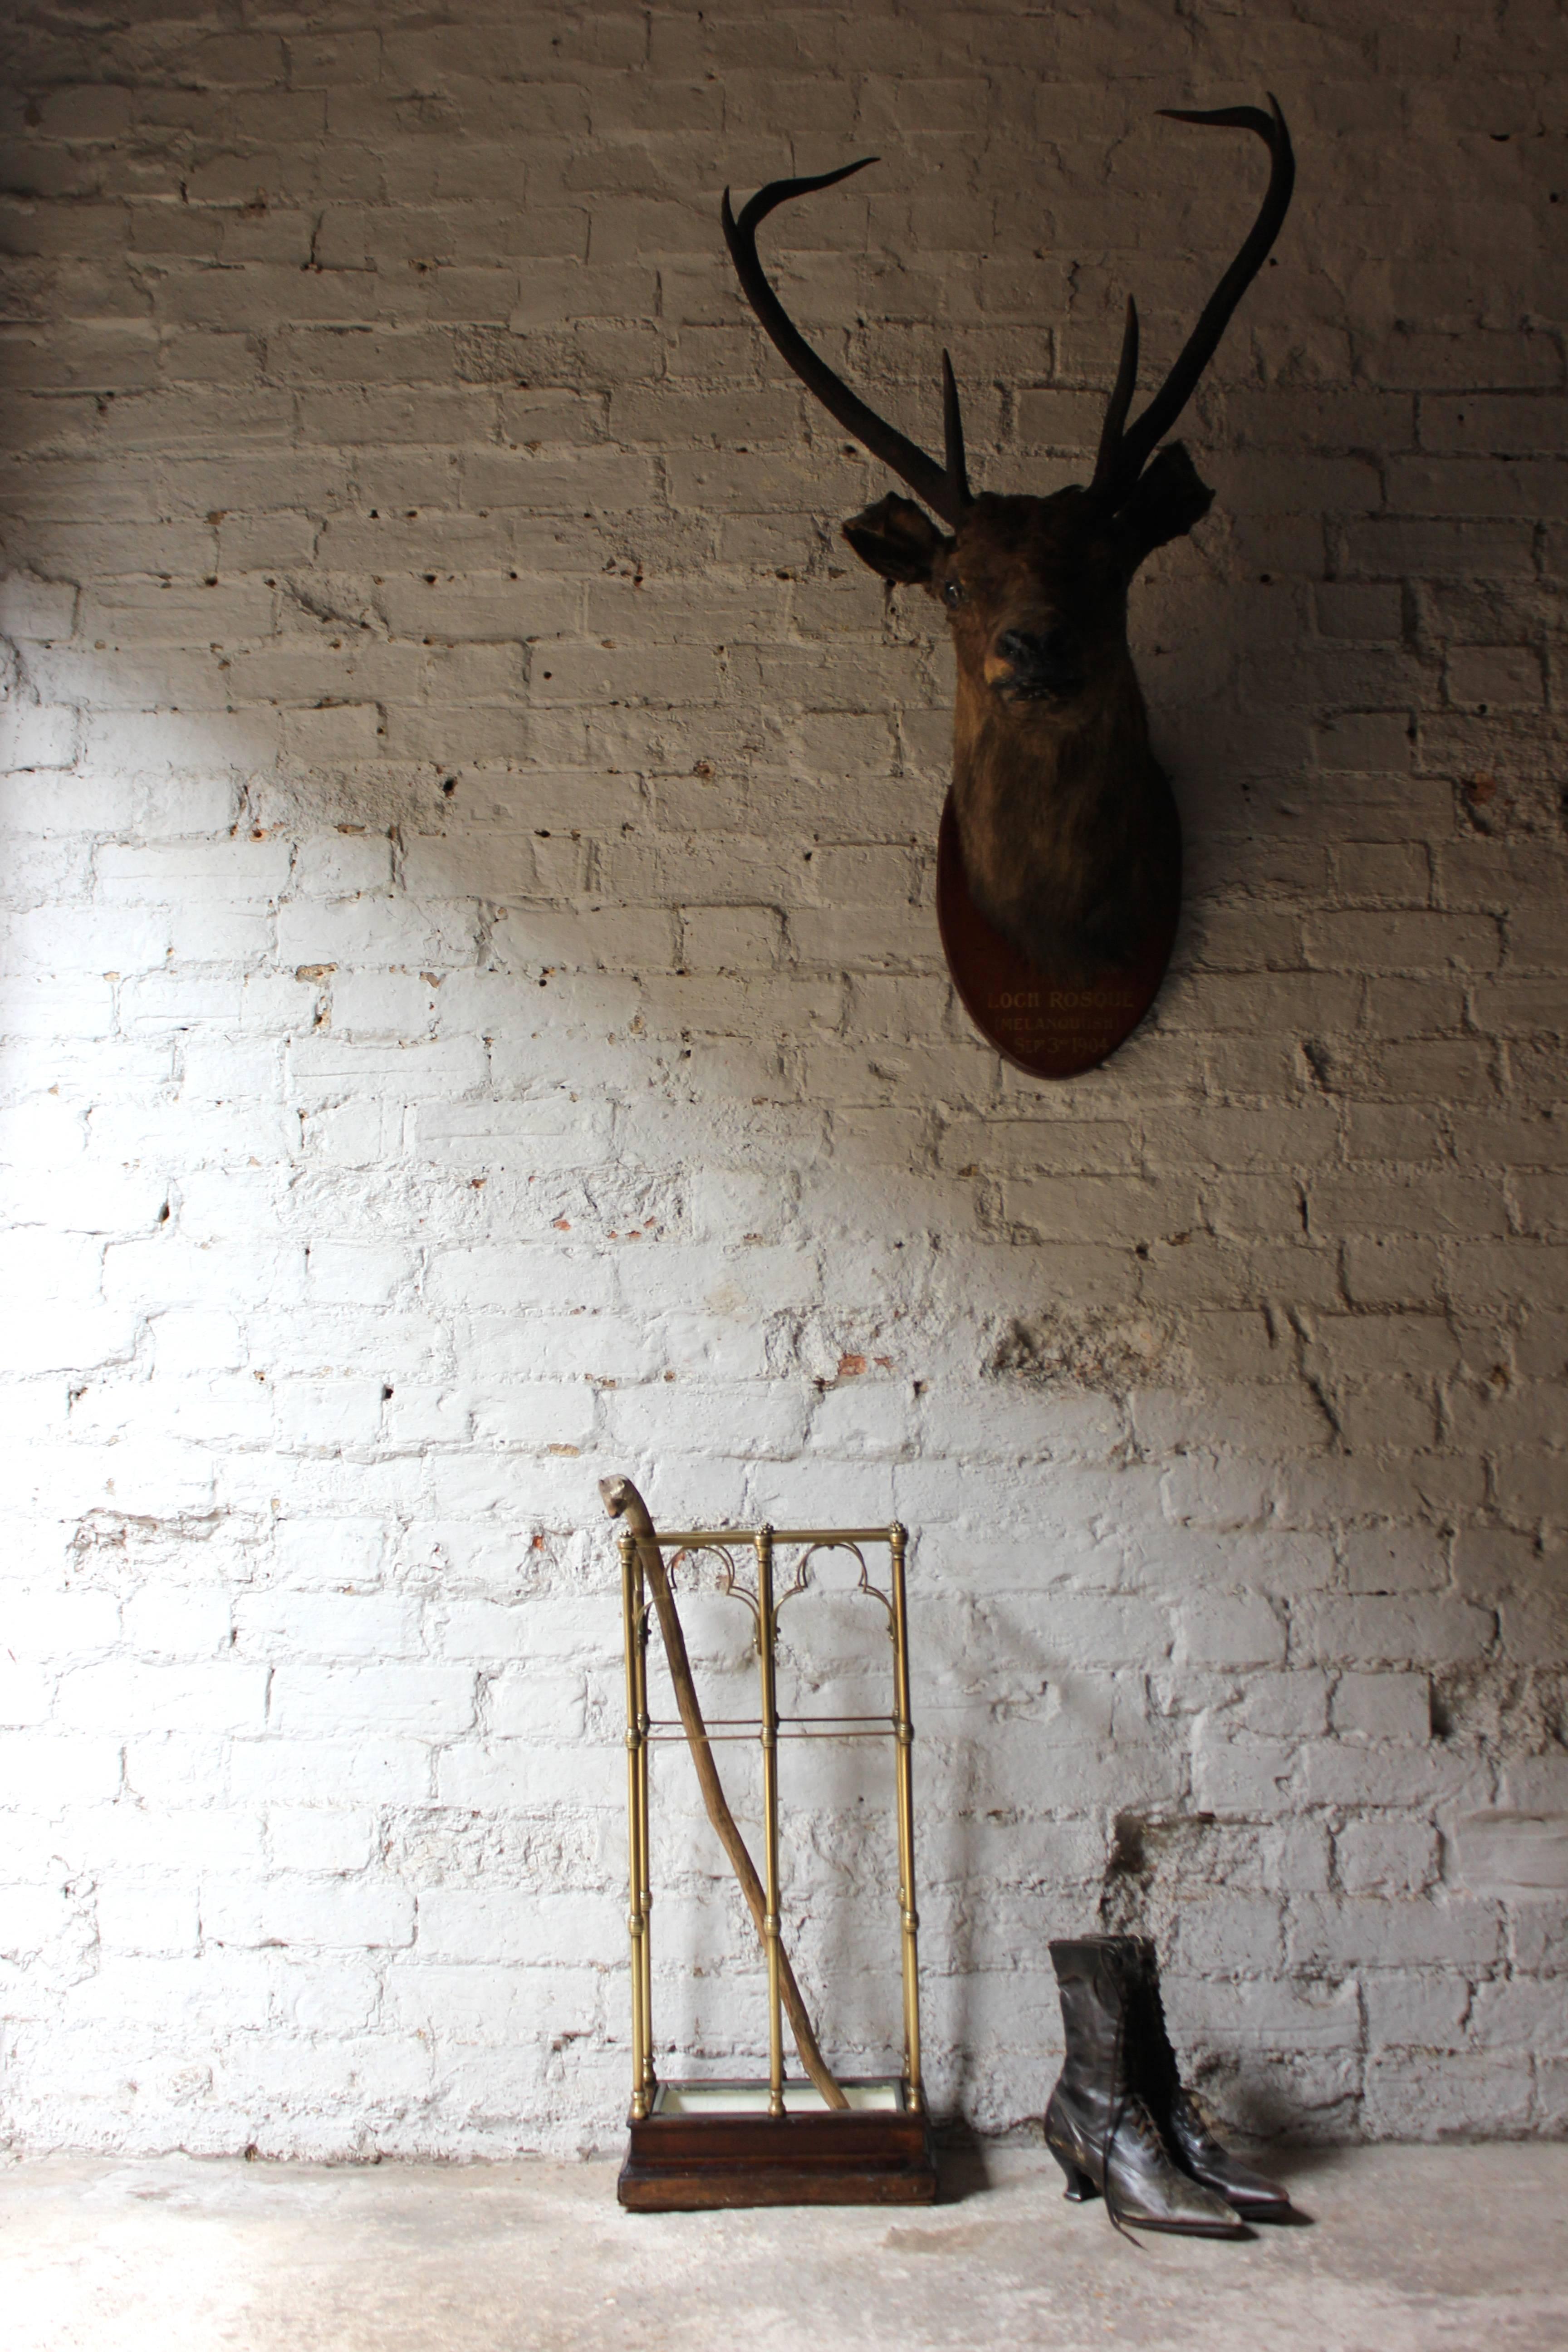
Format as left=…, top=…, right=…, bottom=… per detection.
left=722, top=161, right=973, bottom=529
left=1092, top=96, right=1295, bottom=503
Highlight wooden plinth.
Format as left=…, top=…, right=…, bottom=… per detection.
left=935, top=789, right=1180, bottom=1078
left=618, top=2080, right=937, bottom=2212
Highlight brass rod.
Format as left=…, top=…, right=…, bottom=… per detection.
left=633, top=1539, right=655, bottom=2107
left=653, top=1528, right=895, bottom=1547
left=647, top=1712, right=894, bottom=1729
left=757, top=1524, right=785, bottom=2118
left=646, top=1726, right=894, bottom=1744
left=888, top=1520, right=924, bottom=2112
left=778, top=1713, right=894, bottom=1725
left=620, top=1529, right=650, bottom=2120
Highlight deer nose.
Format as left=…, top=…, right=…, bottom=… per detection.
left=987, top=626, right=1084, bottom=699
left=997, top=627, right=1075, bottom=677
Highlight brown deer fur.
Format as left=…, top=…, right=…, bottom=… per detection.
left=843, top=469, right=1208, bottom=980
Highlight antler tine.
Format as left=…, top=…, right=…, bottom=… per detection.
left=1102, top=94, right=1295, bottom=500
left=941, top=349, right=971, bottom=509
left=721, top=160, right=971, bottom=528
left=1091, top=295, right=1140, bottom=493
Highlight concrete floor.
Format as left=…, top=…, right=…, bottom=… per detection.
left=3, top=2142, right=1566, bottom=2352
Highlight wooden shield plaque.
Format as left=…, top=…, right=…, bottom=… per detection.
left=935, top=791, right=1180, bottom=1080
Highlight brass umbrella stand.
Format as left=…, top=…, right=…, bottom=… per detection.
left=606, top=1482, right=935, bottom=2211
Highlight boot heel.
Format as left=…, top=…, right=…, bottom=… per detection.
left=1051, top=2148, right=1098, bottom=2204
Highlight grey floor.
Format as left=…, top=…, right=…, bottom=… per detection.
left=3, top=2142, right=1566, bottom=2351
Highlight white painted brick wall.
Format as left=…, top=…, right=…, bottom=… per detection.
left=2, top=0, right=1567, bottom=2159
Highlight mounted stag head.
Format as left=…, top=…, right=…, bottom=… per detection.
left=724, top=102, right=1294, bottom=1028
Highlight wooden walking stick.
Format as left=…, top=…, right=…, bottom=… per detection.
left=601, top=1475, right=848, bottom=2110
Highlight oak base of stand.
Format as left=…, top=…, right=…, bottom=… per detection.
left=618, top=2078, right=937, bottom=2211
left=936, top=790, right=1180, bottom=1079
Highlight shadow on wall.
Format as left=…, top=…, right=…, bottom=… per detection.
left=5, top=637, right=1564, bottom=2146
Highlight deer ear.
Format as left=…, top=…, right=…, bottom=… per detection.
left=1115, top=443, right=1215, bottom=573
left=842, top=494, right=947, bottom=583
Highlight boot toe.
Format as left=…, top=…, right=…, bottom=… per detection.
left=1201, top=2166, right=1293, bottom=2220
left=1137, top=2172, right=1249, bottom=2238
left=1169, top=2092, right=1293, bottom=2217
left=1105, top=2102, right=1250, bottom=2238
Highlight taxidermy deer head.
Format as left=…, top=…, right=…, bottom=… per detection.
left=724, top=102, right=1294, bottom=994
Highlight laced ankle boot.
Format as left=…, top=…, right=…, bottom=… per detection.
left=1126, top=1937, right=1293, bottom=2221
left=1044, top=1937, right=1245, bottom=2238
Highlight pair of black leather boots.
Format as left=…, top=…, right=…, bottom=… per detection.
left=1045, top=1936, right=1291, bottom=2237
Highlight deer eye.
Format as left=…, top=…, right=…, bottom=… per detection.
left=942, top=579, right=965, bottom=608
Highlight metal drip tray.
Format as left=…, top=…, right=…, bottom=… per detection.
left=651, top=2078, right=906, bottom=2117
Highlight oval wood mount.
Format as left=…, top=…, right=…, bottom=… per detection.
left=935, top=789, right=1181, bottom=1079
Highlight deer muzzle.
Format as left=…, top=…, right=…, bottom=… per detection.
left=985, top=626, right=1085, bottom=704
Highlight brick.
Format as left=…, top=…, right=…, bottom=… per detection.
left=206, top=1875, right=416, bottom=1951
left=1289, top=1894, right=1502, bottom=1971
left=1335, top=1819, right=1440, bottom=1896
left=266, top=1666, right=475, bottom=1739
left=1295, top=1597, right=1494, bottom=1669
left=435, top=1740, right=620, bottom=1812
left=1364, top=2050, right=1532, bottom=2138
left=122, top=1587, right=233, bottom=1660
left=226, top=1738, right=433, bottom=1807
left=1362, top=1972, right=1469, bottom=2049
left=414, top=1889, right=622, bottom=1966
left=1174, top=1595, right=1287, bottom=1671
left=235, top=1592, right=421, bottom=1662
left=1452, top=1812, right=1568, bottom=1897
left=1332, top=1673, right=1432, bottom=1743
left=55, top=1661, right=267, bottom=1736
left=1302, top=910, right=1501, bottom=974
left=96, top=1878, right=201, bottom=1956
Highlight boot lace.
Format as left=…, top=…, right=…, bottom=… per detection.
left=1099, top=1962, right=1139, bottom=2244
